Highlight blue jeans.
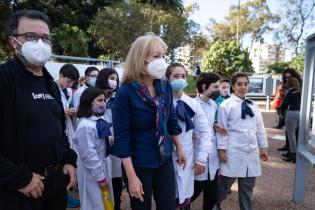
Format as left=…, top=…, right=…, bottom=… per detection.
left=122, top=158, right=176, bottom=210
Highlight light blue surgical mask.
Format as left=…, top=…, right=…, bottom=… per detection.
left=89, top=77, right=96, bottom=87
left=170, top=79, right=188, bottom=92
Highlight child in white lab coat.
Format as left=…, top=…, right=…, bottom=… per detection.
left=165, top=63, right=212, bottom=209
left=189, top=72, right=225, bottom=210
left=95, top=68, right=122, bottom=210
left=216, top=73, right=269, bottom=210
left=73, top=87, right=113, bottom=210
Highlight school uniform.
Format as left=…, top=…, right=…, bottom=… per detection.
left=189, top=95, right=218, bottom=210
left=73, top=85, right=88, bottom=110
left=104, top=97, right=123, bottom=210
left=59, top=86, right=76, bottom=148
left=216, top=94, right=268, bottom=210
left=172, top=93, right=212, bottom=205
left=73, top=116, right=113, bottom=210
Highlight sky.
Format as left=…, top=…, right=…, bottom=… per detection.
left=183, top=0, right=279, bottom=32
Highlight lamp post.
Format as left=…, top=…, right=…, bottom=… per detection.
left=237, top=0, right=240, bottom=43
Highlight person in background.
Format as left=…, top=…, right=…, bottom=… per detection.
left=281, top=77, right=301, bottom=163
left=0, top=9, right=77, bottom=210
left=73, top=87, right=114, bottom=210
left=277, top=68, right=301, bottom=152
left=188, top=72, right=222, bottom=210
left=56, top=64, right=80, bottom=208
left=111, top=33, right=186, bottom=210
left=165, top=63, right=211, bottom=210
left=272, top=83, right=285, bottom=129
left=73, top=66, right=99, bottom=109
left=95, top=68, right=122, bottom=210
left=215, top=77, right=231, bottom=105
left=217, top=73, right=268, bottom=210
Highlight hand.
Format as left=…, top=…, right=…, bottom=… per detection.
left=218, top=149, right=228, bottom=163
left=194, top=163, right=205, bottom=175
left=260, top=148, right=269, bottom=161
left=128, top=175, right=144, bottom=202
left=63, top=164, right=77, bottom=191
left=65, top=108, right=76, bottom=117
left=214, top=123, right=228, bottom=135
left=108, top=136, right=114, bottom=146
left=176, top=149, right=187, bottom=169
left=98, top=179, right=109, bottom=191
left=18, top=173, right=44, bottom=199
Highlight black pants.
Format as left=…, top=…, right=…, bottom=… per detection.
left=112, top=177, right=123, bottom=210
left=122, top=158, right=176, bottom=210
left=190, top=172, right=218, bottom=210
left=27, top=171, right=68, bottom=210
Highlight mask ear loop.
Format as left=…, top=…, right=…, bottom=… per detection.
left=13, top=37, right=24, bottom=56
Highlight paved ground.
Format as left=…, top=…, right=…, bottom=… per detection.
left=69, top=110, right=315, bottom=210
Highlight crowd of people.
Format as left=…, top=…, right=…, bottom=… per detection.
left=0, top=8, right=303, bottom=210
left=272, top=68, right=302, bottom=163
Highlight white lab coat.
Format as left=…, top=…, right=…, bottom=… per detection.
left=172, top=93, right=212, bottom=204
left=73, top=116, right=113, bottom=210
left=216, top=94, right=268, bottom=177
left=73, top=85, right=88, bottom=110
left=59, top=86, right=75, bottom=148
left=103, top=97, right=122, bottom=178
left=194, top=95, right=218, bottom=181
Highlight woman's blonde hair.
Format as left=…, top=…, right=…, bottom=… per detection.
left=122, top=33, right=167, bottom=84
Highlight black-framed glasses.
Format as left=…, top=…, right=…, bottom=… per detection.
left=13, top=32, right=51, bottom=44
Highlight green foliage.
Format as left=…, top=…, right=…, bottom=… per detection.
left=207, top=0, right=278, bottom=46
left=202, top=40, right=253, bottom=77
left=267, top=62, right=290, bottom=74
left=0, top=1, right=13, bottom=61
left=52, top=24, right=89, bottom=57
left=267, top=53, right=305, bottom=75
left=185, top=74, right=197, bottom=95
left=89, top=3, right=190, bottom=60
left=289, top=53, right=305, bottom=74
left=131, top=0, right=184, bottom=13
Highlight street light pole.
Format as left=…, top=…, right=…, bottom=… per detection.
left=237, top=0, right=240, bottom=43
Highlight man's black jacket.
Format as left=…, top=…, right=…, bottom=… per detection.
left=0, top=57, right=77, bottom=210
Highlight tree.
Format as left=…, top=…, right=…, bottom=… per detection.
left=289, top=53, right=305, bottom=74
left=52, top=24, right=89, bottom=57
left=202, top=40, right=253, bottom=77
left=0, top=1, right=13, bottom=61
left=267, top=62, right=290, bottom=74
left=89, top=3, right=190, bottom=60
left=131, top=0, right=184, bottom=13
left=207, top=0, right=278, bottom=49
left=276, top=0, right=315, bottom=55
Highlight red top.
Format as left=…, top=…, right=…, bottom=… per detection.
left=272, top=84, right=283, bottom=109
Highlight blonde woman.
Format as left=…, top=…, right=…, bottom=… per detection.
left=111, top=33, right=186, bottom=210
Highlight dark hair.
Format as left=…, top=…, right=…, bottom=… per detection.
left=196, top=73, right=221, bottom=93
left=59, top=64, right=80, bottom=81
left=77, top=87, right=105, bottom=118
left=85, top=66, right=99, bottom=76
left=95, top=68, right=119, bottom=91
left=220, top=77, right=230, bottom=84
left=165, top=63, right=188, bottom=79
left=9, top=10, right=51, bottom=36
left=284, top=77, right=301, bottom=92
left=230, top=72, right=249, bottom=92
left=282, top=68, right=301, bottom=86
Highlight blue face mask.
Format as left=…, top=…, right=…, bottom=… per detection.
left=89, top=77, right=96, bottom=87
left=170, top=79, right=188, bottom=92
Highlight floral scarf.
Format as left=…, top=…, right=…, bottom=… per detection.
left=130, top=80, right=168, bottom=163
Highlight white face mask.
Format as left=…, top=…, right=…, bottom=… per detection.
left=15, top=38, right=52, bottom=66
left=108, top=79, right=118, bottom=89
left=146, top=58, right=168, bottom=79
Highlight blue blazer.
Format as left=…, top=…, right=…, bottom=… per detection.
left=111, top=80, right=181, bottom=168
